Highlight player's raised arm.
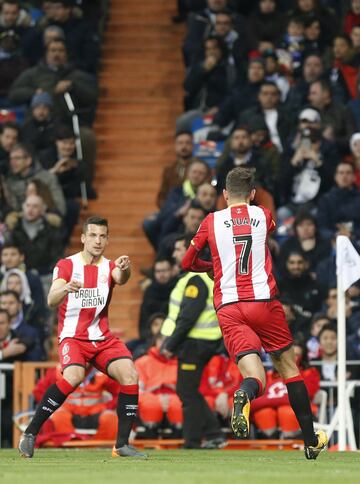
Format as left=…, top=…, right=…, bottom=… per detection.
left=112, top=255, right=131, bottom=285
left=47, top=278, right=82, bottom=308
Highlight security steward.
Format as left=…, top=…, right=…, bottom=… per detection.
left=161, top=233, right=224, bottom=449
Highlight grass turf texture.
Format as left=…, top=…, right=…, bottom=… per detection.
left=0, top=449, right=359, bottom=484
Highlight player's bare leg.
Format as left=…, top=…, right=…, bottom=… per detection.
left=271, top=346, right=328, bottom=459
left=232, top=353, right=266, bottom=438
left=19, top=365, right=83, bottom=458
left=108, top=359, right=147, bottom=459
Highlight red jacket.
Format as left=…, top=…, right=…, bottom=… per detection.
left=200, top=355, right=242, bottom=398
left=135, top=347, right=178, bottom=394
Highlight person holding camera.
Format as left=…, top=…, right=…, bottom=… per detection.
left=278, top=108, right=339, bottom=216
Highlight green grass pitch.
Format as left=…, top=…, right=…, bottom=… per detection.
left=0, top=449, right=359, bottom=484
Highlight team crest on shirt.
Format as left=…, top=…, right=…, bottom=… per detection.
left=99, top=274, right=108, bottom=283
left=62, top=343, right=70, bottom=356
left=185, top=285, right=199, bottom=298
left=63, top=355, right=70, bottom=365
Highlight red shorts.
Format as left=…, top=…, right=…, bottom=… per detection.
left=58, top=336, right=132, bottom=373
left=217, top=300, right=293, bottom=362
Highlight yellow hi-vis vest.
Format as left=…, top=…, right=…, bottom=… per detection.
left=161, top=272, right=222, bottom=341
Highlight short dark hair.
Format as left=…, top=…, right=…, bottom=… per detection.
left=0, top=242, right=23, bottom=254
left=294, top=211, right=317, bottom=230
left=189, top=200, right=206, bottom=213
left=175, top=233, right=194, bottom=249
left=0, top=121, right=19, bottom=135
left=0, top=289, right=20, bottom=302
left=82, top=216, right=108, bottom=234
left=335, top=33, right=352, bottom=47
left=287, top=16, right=305, bottom=27
left=0, top=308, right=10, bottom=322
left=10, top=142, right=33, bottom=159
left=225, top=167, right=256, bottom=198
left=311, top=313, right=330, bottom=328
left=55, top=125, right=75, bottom=140
left=319, top=323, right=337, bottom=340
left=154, top=257, right=172, bottom=266
left=175, top=130, right=193, bottom=139
left=2, top=0, right=20, bottom=7
left=204, top=34, right=228, bottom=59
left=259, top=80, right=279, bottom=93
left=311, top=79, right=332, bottom=95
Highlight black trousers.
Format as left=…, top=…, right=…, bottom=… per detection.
left=176, top=338, right=222, bottom=448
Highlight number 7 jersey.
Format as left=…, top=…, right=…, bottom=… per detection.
left=191, top=204, right=278, bottom=310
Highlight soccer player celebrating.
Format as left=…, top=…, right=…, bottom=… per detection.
left=19, top=216, right=147, bottom=459
left=182, top=167, right=328, bottom=460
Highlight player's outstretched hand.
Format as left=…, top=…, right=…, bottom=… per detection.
left=115, top=255, right=131, bottom=271
left=65, top=280, right=82, bottom=293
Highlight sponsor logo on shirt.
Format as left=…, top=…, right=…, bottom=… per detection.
left=63, top=355, right=70, bottom=365
left=74, top=288, right=106, bottom=308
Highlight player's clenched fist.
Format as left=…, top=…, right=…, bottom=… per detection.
left=65, top=280, right=83, bottom=293
left=115, top=255, right=131, bottom=271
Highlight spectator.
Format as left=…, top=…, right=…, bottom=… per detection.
left=157, top=202, right=206, bottom=259
left=8, top=38, right=98, bottom=125
left=0, top=267, right=48, bottom=334
left=350, top=24, right=360, bottom=65
left=246, top=0, right=284, bottom=50
left=344, top=0, right=360, bottom=36
left=279, top=212, right=331, bottom=274
left=0, top=29, right=28, bottom=100
left=238, top=81, right=292, bottom=153
left=195, top=182, right=217, bottom=212
left=156, top=131, right=194, bottom=209
left=24, top=179, right=62, bottom=227
left=212, top=9, right=247, bottom=78
left=0, top=0, right=36, bottom=63
left=213, top=58, right=266, bottom=130
left=0, top=0, right=31, bottom=29
left=39, top=124, right=82, bottom=200
left=135, top=334, right=183, bottom=439
left=286, top=53, right=324, bottom=113
left=306, top=313, right=331, bottom=360
left=303, top=16, right=325, bottom=57
left=287, top=0, right=337, bottom=46
left=0, top=242, right=46, bottom=316
left=263, top=50, right=290, bottom=102
left=278, top=16, right=305, bottom=75
left=6, top=194, right=63, bottom=276
left=216, top=126, right=273, bottom=195
left=0, top=120, right=19, bottom=175
left=21, top=92, right=56, bottom=153
left=143, top=159, right=210, bottom=249
left=138, top=258, right=176, bottom=339
left=329, top=34, right=359, bottom=104
left=180, top=35, right=236, bottom=129
left=307, top=79, right=356, bottom=154
left=43, top=24, right=65, bottom=47
left=0, top=289, right=43, bottom=360
left=278, top=250, right=324, bottom=338
left=0, top=307, right=38, bottom=447
left=323, top=287, right=360, bottom=336
left=183, top=0, right=238, bottom=66
left=278, top=123, right=338, bottom=214
left=127, top=312, right=166, bottom=361
left=43, top=0, right=100, bottom=74
left=4, top=143, right=65, bottom=215
left=317, top=162, right=360, bottom=243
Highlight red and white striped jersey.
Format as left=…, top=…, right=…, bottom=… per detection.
left=191, top=204, right=278, bottom=309
left=53, top=252, right=116, bottom=342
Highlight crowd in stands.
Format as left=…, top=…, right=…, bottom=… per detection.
left=138, top=0, right=360, bottom=443
left=2, top=0, right=360, bottom=448
left=0, top=0, right=107, bottom=447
